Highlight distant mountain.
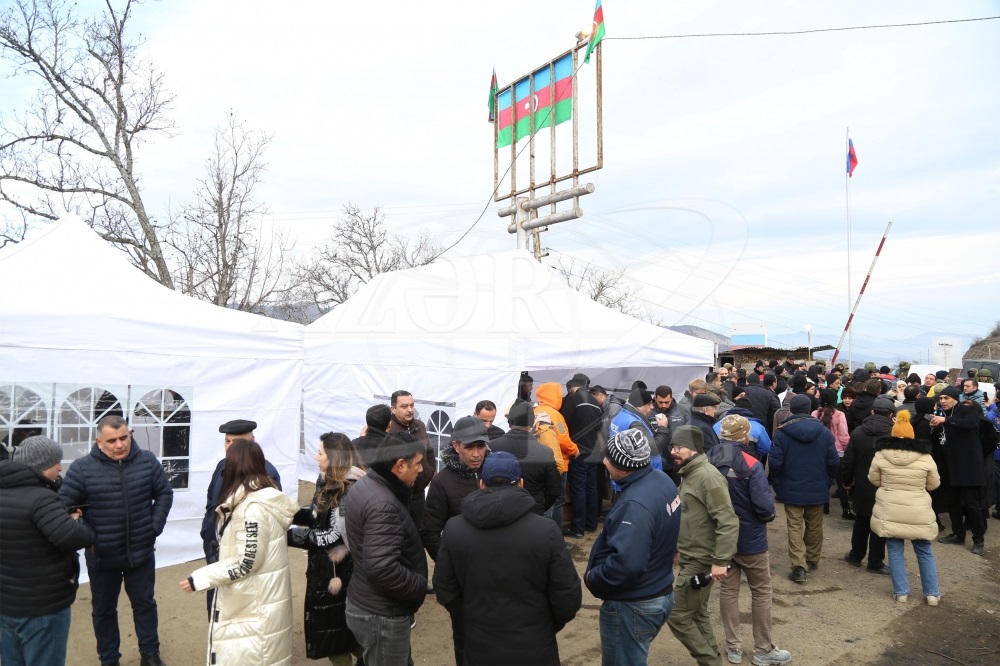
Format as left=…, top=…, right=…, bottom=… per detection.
left=667, top=325, right=730, bottom=346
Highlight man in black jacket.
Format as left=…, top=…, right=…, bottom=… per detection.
left=0, top=436, right=94, bottom=665
left=489, top=399, right=561, bottom=515
left=434, top=452, right=581, bottom=666
left=560, top=373, right=604, bottom=537
left=345, top=434, right=428, bottom=666
left=60, top=415, right=173, bottom=666
left=741, top=375, right=781, bottom=437
left=352, top=404, right=393, bottom=467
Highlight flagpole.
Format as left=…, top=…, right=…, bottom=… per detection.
left=845, top=127, right=853, bottom=370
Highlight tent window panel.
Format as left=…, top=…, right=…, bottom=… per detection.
left=161, top=458, right=189, bottom=490
left=0, top=385, right=48, bottom=454
left=58, top=388, right=124, bottom=465
left=133, top=388, right=191, bottom=492
left=131, top=422, right=162, bottom=457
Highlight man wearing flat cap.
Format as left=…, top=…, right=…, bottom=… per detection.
left=201, top=419, right=281, bottom=613
left=586, top=428, right=680, bottom=665
left=667, top=426, right=739, bottom=666
left=690, top=392, right=722, bottom=454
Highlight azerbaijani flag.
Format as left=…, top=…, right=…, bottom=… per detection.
left=584, top=0, right=605, bottom=64
left=496, top=54, right=573, bottom=148
left=847, top=138, right=858, bottom=177
left=488, top=68, right=498, bottom=123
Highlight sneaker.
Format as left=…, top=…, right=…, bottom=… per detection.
left=727, top=647, right=744, bottom=664
left=843, top=552, right=862, bottom=568
left=926, top=595, right=940, bottom=606
left=866, top=565, right=891, bottom=576
left=937, top=533, right=965, bottom=545
left=561, top=528, right=584, bottom=539
left=894, top=594, right=908, bottom=603
left=971, top=541, right=985, bottom=556
left=752, top=646, right=792, bottom=665
left=788, top=567, right=807, bottom=583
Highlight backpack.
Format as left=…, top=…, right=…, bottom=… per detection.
left=533, top=421, right=564, bottom=469
left=773, top=392, right=794, bottom=433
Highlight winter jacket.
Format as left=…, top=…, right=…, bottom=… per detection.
left=488, top=429, right=561, bottom=514
left=201, top=457, right=281, bottom=559
left=674, top=453, right=739, bottom=578
left=188, top=485, right=299, bottom=666
left=813, top=408, right=850, bottom=453
left=586, top=465, right=681, bottom=599
left=435, top=486, right=581, bottom=666
left=707, top=442, right=774, bottom=555
left=351, top=429, right=390, bottom=468
left=387, top=415, right=435, bottom=500
left=287, top=467, right=365, bottom=659
left=486, top=424, right=506, bottom=440
left=988, top=404, right=1000, bottom=462
left=713, top=407, right=772, bottom=457
left=59, top=443, right=173, bottom=570
left=961, top=389, right=987, bottom=414
left=868, top=437, right=940, bottom=542
left=536, top=383, right=578, bottom=462
left=742, top=384, right=781, bottom=435
left=420, top=447, right=482, bottom=560
left=604, top=400, right=667, bottom=490
left=533, top=416, right=566, bottom=473
left=847, top=392, right=877, bottom=432
left=839, top=414, right=893, bottom=515
left=560, top=388, right=603, bottom=456
left=0, top=461, right=94, bottom=617
left=690, top=411, right=721, bottom=453
left=345, top=464, right=427, bottom=618
left=770, top=414, right=840, bottom=506
left=934, top=403, right=988, bottom=487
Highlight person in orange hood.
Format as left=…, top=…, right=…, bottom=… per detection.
left=535, top=383, right=578, bottom=470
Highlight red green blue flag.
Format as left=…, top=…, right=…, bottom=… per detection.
left=847, top=138, right=858, bottom=177
left=496, top=54, right=573, bottom=148
left=584, top=0, right=605, bottom=64
left=488, top=68, right=498, bottom=123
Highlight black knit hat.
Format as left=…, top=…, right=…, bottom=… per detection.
left=605, top=428, right=651, bottom=470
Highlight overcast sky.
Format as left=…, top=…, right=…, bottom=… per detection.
left=4, top=0, right=999, bottom=364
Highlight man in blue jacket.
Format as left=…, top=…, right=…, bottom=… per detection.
left=60, top=415, right=173, bottom=666
left=585, top=428, right=680, bottom=666
left=708, top=415, right=791, bottom=666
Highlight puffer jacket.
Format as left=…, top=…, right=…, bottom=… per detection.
left=201, top=457, right=281, bottom=559
left=189, top=485, right=299, bottom=666
left=840, top=414, right=894, bottom=515
left=59, top=443, right=173, bottom=569
left=536, top=383, right=578, bottom=462
left=344, top=463, right=427, bottom=618
left=770, top=414, right=840, bottom=506
left=707, top=442, right=774, bottom=555
left=0, top=461, right=94, bottom=617
left=420, top=447, right=482, bottom=560
left=868, top=437, right=940, bottom=541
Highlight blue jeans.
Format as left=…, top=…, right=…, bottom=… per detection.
left=0, top=606, right=71, bottom=666
left=599, top=593, right=674, bottom=666
left=345, top=597, right=413, bottom=666
left=568, top=457, right=599, bottom=533
left=886, top=538, right=939, bottom=597
left=88, top=556, right=159, bottom=663
left=545, top=473, right=567, bottom=528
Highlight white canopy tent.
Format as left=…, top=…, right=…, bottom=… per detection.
left=303, top=250, right=713, bottom=478
left=0, top=217, right=304, bottom=572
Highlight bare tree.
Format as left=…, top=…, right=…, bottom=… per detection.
left=0, top=0, right=176, bottom=286
left=0, top=210, right=29, bottom=248
left=554, top=256, right=660, bottom=324
left=167, top=113, right=297, bottom=313
left=298, top=204, right=439, bottom=313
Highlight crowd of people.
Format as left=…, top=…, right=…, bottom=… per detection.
left=1, top=357, right=998, bottom=666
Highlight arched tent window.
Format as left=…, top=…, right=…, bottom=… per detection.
left=57, top=388, right=123, bottom=463
left=0, top=385, right=49, bottom=458
left=132, top=389, right=191, bottom=490
left=425, top=409, right=453, bottom=473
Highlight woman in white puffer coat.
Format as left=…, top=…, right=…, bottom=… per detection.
left=180, top=439, right=299, bottom=665
left=868, top=410, right=942, bottom=606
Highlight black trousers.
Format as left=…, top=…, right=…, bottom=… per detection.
left=947, top=485, right=985, bottom=542
left=849, top=512, right=886, bottom=568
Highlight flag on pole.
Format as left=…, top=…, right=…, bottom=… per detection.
left=847, top=138, right=858, bottom=177
left=488, top=68, right=499, bottom=123
left=584, top=0, right=605, bottom=64
left=496, top=54, right=574, bottom=148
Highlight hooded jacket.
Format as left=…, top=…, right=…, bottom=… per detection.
left=535, top=383, right=578, bottom=462
left=673, top=454, right=739, bottom=578
left=839, top=414, right=894, bottom=515
left=868, top=437, right=940, bottom=542
left=713, top=407, right=772, bottom=457
left=420, top=446, right=482, bottom=560
left=0, top=461, right=94, bottom=618
left=770, top=414, right=840, bottom=506
left=59, top=442, right=173, bottom=570
left=188, top=485, right=299, bottom=666
left=707, top=441, right=774, bottom=555
left=847, top=392, right=877, bottom=432
left=434, top=486, right=581, bottom=666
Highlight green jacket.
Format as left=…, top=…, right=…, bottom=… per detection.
left=676, top=453, right=739, bottom=577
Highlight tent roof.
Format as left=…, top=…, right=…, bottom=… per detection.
left=305, top=250, right=713, bottom=371
left=0, top=216, right=302, bottom=358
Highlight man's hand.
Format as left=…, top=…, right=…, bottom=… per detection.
left=655, top=414, right=668, bottom=428
left=929, top=416, right=946, bottom=427
left=711, top=564, right=729, bottom=582
left=359, top=425, right=368, bottom=437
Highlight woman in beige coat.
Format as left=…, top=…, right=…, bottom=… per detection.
left=868, top=411, right=941, bottom=605
left=180, top=440, right=299, bottom=665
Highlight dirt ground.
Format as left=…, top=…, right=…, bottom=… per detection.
left=67, top=481, right=1000, bottom=665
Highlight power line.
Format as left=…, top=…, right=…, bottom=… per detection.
left=605, top=16, right=1000, bottom=41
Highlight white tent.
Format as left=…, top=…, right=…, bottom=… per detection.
left=303, top=250, right=713, bottom=478
left=0, top=217, right=304, bottom=572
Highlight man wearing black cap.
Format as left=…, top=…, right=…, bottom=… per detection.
left=587, top=429, right=681, bottom=666
left=690, top=393, right=722, bottom=454
left=561, top=373, right=604, bottom=538
left=932, top=386, right=988, bottom=555
left=489, top=399, right=561, bottom=516
left=434, top=452, right=581, bottom=666
left=352, top=404, right=393, bottom=467
left=201, top=420, right=281, bottom=613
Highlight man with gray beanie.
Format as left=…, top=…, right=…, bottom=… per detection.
left=1, top=436, right=94, bottom=665
left=770, top=395, right=840, bottom=583
left=586, top=428, right=680, bottom=666
left=667, top=426, right=739, bottom=666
